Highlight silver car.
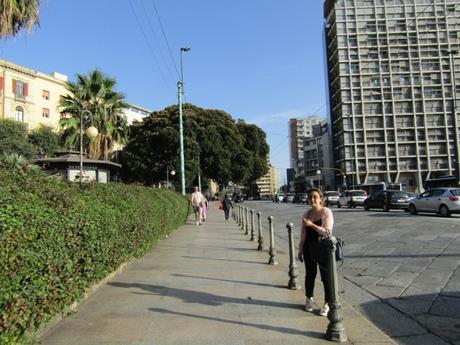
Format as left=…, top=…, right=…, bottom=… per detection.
left=408, top=188, right=460, bottom=217
left=324, top=191, right=341, bottom=206
left=337, top=190, right=368, bottom=208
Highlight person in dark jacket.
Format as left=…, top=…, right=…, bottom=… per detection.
left=222, top=194, right=233, bottom=222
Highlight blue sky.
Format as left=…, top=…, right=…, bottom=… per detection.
left=0, top=0, right=328, bottom=185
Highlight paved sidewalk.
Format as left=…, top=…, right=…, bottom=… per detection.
left=38, top=205, right=395, bottom=345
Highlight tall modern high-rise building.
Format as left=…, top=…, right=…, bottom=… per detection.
left=324, top=0, right=460, bottom=191
left=289, top=116, right=324, bottom=177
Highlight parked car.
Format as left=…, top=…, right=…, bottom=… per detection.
left=337, top=190, right=367, bottom=208
left=324, top=191, right=341, bottom=206
left=233, top=193, right=244, bottom=203
left=277, top=193, right=285, bottom=202
left=293, top=193, right=307, bottom=204
left=364, top=190, right=412, bottom=211
left=408, top=187, right=460, bottom=217
left=284, top=193, right=296, bottom=203
left=405, top=192, right=418, bottom=201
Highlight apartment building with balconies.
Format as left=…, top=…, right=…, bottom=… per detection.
left=324, top=0, right=460, bottom=191
left=289, top=116, right=324, bottom=178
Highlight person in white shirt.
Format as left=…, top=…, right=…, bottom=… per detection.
left=191, top=186, right=205, bottom=226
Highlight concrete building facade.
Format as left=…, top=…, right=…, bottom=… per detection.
left=289, top=116, right=324, bottom=177
left=303, top=123, right=336, bottom=190
left=324, top=0, right=460, bottom=191
left=256, top=164, right=278, bottom=197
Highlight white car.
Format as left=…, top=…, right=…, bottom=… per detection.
left=337, top=190, right=367, bottom=208
left=408, top=188, right=460, bottom=217
left=324, top=191, right=341, bottom=206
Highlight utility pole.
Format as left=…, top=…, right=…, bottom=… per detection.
left=197, top=155, right=201, bottom=192
left=178, top=47, right=190, bottom=195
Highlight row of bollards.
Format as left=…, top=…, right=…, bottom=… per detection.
left=232, top=203, right=346, bottom=342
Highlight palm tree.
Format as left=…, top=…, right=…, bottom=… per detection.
left=59, top=69, right=129, bottom=160
left=0, top=0, right=40, bottom=38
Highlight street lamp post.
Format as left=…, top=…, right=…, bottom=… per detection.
left=344, top=114, right=356, bottom=189
left=178, top=47, right=190, bottom=195
left=447, top=49, right=460, bottom=186
left=315, top=137, right=321, bottom=190
left=79, top=109, right=98, bottom=186
left=320, top=167, right=347, bottom=189
left=166, top=164, right=175, bottom=189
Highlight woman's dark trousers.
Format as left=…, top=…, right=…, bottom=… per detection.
left=303, top=245, right=331, bottom=303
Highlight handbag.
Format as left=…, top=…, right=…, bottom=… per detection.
left=309, top=237, right=344, bottom=263
left=219, top=203, right=224, bottom=210
left=335, top=238, right=344, bottom=261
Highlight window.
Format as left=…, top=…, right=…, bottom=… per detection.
left=15, top=106, right=24, bottom=122
left=42, top=90, right=50, bottom=100
left=13, top=79, right=28, bottom=97
left=42, top=108, right=50, bottom=118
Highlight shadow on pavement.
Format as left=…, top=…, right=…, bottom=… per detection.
left=148, top=307, right=326, bottom=338
left=108, top=281, right=301, bottom=309
left=171, top=273, right=286, bottom=289
left=357, top=292, right=459, bottom=345
left=181, top=255, right=267, bottom=265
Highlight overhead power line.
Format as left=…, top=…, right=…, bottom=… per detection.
left=140, top=0, right=177, bottom=82
left=150, top=0, right=181, bottom=79
left=128, top=0, right=174, bottom=94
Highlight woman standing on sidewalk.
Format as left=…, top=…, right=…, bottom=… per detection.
left=297, top=188, right=334, bottom=317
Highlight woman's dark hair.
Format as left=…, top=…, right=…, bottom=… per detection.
left=307, top=188, right=324, bottom=206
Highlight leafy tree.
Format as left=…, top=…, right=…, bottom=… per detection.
left=28, top=125, right=62, bottom=157
left=0, top=119, right=36, bottom=158
left=236, top=120, right=269, bottom=183
left=59, top=69, right=129, bottom=160
left=0, top=0, right=40, bottom=38
left=120, top=104, right=269, bottom=188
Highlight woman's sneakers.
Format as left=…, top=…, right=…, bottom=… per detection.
left=305, top=297, right=314, bottom=312
left=319, top=303, right=330, bottom=317
left=305, top=298, right=329, bottom=317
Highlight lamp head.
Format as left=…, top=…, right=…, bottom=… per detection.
left=170, top=170, right=176, bottom=176
left=85, top=126, right=98, bottom=139
left=181, top=47, right=191, bottom=52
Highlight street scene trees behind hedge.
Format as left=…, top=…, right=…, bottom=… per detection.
left=120, top=103, right=269, bottom=188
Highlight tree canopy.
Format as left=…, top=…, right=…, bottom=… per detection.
left=120, top=104, right=269, bottom=189
left=0, top=119, right=36, bottom=158
left=28, top=125, right=62, bottom=157
left=0, top=0, right=40, bottom=38
left=59, top=69, right=129, bottom=160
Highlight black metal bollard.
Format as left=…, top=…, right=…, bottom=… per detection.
left=286, top=223, right=300, bottom=289
left=325, top=236, right=347, bottom=342
left=245, top=208, right=249, bottom=235
left=250, top=209, right=255, bottom=241
left=267, top=216, right=278, bottom=265
left=257, top=211, right=264, bottom=250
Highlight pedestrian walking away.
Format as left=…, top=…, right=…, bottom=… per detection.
left=191, top=186, right=205, bottom=226
left=222, top=194, right=233, bottom=222
left=297, top=188, right=334, bottom=317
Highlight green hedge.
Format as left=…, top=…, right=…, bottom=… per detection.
left=0, top=169, right=190, bottom=344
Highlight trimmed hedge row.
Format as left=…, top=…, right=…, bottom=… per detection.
left=0, top=169, right=190, bottom=344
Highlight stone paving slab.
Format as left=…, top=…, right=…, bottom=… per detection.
left=38, top=206, right=394, bottom=345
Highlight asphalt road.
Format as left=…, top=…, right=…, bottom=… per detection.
left=236, top=200, right=460, bottom=345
